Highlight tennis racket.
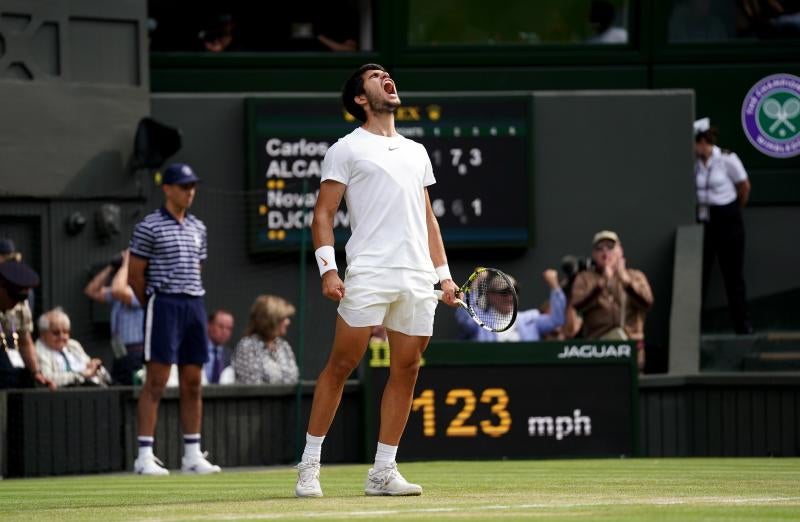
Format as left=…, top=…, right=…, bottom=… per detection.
left=435, top=267, right=518, bottom=333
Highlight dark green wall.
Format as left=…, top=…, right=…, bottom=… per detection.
left=150, top=90, right=694, bottom=376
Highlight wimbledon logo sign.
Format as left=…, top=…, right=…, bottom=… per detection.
left=741, top=73, right=800, bottom=158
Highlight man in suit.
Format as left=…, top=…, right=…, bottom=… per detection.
left=204, top=309, right=234, bottom=384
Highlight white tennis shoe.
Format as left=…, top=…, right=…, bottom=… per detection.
left=364, top=462, right=422, bottom=496
left=181, top=452, right=222, bottom=474
left=295, top=458, right=323, bottom=497
left=133, top=454, right=169, bottom=476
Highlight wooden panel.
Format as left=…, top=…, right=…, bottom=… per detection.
left=765, top=389, right=782, bottom=456
left=707, top=389, right=723, bottom=456
left=751, top=388, right=767, bottom=456
left=676, top=391, right=692, bottom=457
left=779, top=390, right=796, bottom=456
left=735, top=389, right=752, bottom=456
left=721, top=388, right=737, bottom=456
left=646, top=392, right=662, bottom=457
left=661, top=391, right=679, bottom=456
left=692, top=389, right=708, bottom=456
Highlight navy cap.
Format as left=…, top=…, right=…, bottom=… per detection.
left=0, top=238, right=15, bottom=255
left=0, top=261, right=40, bottom=288
left=162, top=163, right=200, bottom=185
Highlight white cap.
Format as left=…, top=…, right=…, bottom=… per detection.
left=693, top=117, right=710, bottom=136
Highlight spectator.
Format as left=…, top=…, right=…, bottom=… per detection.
left=669, top=0, right=730, bottom=42
left=1, top=238, right=35, bottom=312
left=199, top=14, right=238, bottom=52
left=84, top=249, right=145, bottom=384
left=35, top=307, right=111, bottom=388
left=571, top=231, right=653, bottom=371
left=586, top=0, right=629, bottom=44
left=694, top=118, right=753, bottom=334
left=232, top=295, right=299, bottom=385
left=204, top=309, right=234, bottom=384
left=737, top=0, right=800, bottom=39
left=0, top=238, right=21, bottom=263
left=456, top=270, right=566, bottom=342
left=0, top=260, right=54, bottom=389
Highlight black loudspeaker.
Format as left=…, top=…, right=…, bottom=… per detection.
left=132, top=117, right=182, bottom=171
left=64, top=212, right=87, bottom=236
left=95, top=204, right=121, bottom=242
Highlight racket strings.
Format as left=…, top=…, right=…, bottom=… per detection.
left=468, top=271, right=517, bottom=332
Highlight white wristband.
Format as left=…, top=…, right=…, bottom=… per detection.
left=315, top=246, right=337, bottom=277
left=435, top=264, right=452, bottom=283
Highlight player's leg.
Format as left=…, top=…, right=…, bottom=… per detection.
left=363, top=329, right=427, bottom=496
left=379, top=330, right=428, bottom=445
left=135, top=294, right=176, bottom=475
left=177, top=296, right=219, bottom=474
left=307, top=315, right=372, bottom=436
left=296, top=315, right=372, bottom=498
left=364, top=269, right=436, bottom=496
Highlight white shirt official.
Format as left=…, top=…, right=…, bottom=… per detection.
left=695, top=145, right=748, bottom=206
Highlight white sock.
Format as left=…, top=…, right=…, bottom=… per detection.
left=183, top=433, right=202, bottom=459
left=374, top=442, right=397, bottom=469
left=301, top=433, right=325, bottom=462
left=137, top=436, right=154, bottom=459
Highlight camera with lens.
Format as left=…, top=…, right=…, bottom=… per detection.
left=560, top=254, right=594, bottom=297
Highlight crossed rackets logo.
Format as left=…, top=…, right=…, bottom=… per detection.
left=742, top=74, right=800, bottom=158
left=762, top=96, right=800, bottom=138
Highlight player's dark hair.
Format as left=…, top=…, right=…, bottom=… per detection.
left=695, top=126, right=718, bottom=145
left=342, top=63, right=387, bottom=123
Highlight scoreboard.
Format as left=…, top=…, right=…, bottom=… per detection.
left=364, top=341, right=639, bottom=460
left=245, top=94, right=531, bottom=252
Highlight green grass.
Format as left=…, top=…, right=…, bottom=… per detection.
left=1, top=459, right=799, bottom=521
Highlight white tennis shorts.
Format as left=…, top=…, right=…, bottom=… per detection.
left=337, top=266, right=439, bottom=337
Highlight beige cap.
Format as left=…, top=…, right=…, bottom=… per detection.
left=592, top=230, right=620, bottom=246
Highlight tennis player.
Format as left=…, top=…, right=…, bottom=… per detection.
left=296, top=64, right=458, bottom=497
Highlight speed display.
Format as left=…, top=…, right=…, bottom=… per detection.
left=246, top=94, right=531, bottom=252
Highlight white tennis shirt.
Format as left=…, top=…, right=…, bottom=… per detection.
left=320, top=127, right=436, bottom=272
left=695, top=145, right=748, bottom=206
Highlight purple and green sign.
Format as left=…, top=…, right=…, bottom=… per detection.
left=741, top=73, right=800, bottom=159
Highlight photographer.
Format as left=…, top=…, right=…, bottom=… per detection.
left=84, top=249, right=144, bottom=384
left=570, top=230, right=653, bottom=371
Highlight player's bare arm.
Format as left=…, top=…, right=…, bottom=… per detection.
left=425, top=189, right=458, bottom=306
left=312, top=180, right=346, bottom=301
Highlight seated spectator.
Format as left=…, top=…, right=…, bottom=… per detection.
left=232, top=295, right=299, bottom=385
left=0, top=238, right=21, bottom=263
left=586, top=0, right=629, bottom=44
left=571, top=230, right=653, bottom=371
left=668, top=0, right=730, bottom=42
left=84, top=249, right=144, bottom=384
left=35, top=307, right=111, bottom=388
left=1, top=238, right=35, bottom=312
left=204, top=309, right=234, bottom=384
left=0, top=260, right=54, bottom=389
left=456, top=269, right=566, bottom=342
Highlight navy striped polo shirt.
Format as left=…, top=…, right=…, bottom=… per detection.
left=129, top=207, right=207, bottom=296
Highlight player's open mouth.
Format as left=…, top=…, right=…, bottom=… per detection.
left=383, top=80, right=396, bottom=96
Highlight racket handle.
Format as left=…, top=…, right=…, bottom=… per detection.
left=434, top=289, right=463, bottom=305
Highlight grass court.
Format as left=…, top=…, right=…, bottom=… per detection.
left=1, top=458, right=798, bottom=521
